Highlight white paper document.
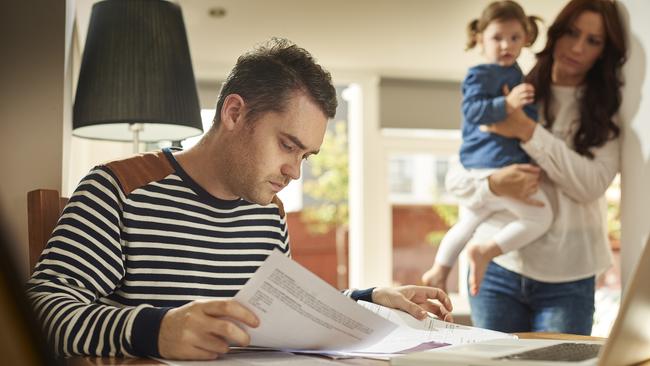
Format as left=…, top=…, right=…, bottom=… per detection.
left=311, top=302, right=516, bottom=360
left=232, top=250, right=514, bottom=357
left=350, top=301, right=516, bottom=353
left=233, top=250, right=398, bottom=351
left=363, top=301, right=516, bottom=346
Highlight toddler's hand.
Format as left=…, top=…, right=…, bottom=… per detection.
left=504, top=83, right=535, bottom=113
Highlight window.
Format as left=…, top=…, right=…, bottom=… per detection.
left=388, top=154, right=459, bottom=204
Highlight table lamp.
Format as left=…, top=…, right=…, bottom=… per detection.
left=73, top=0, right=203, bottom=153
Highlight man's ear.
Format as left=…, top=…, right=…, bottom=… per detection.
left=220, top=94, right=246, bottom=131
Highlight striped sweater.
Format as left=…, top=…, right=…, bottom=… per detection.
left=26, top=149, right=372, bottom=358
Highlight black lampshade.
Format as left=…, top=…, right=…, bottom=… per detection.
left=73, top=0, right=203, bottom=142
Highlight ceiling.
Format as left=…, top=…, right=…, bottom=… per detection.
left=75, top=0, right=568, bottom=82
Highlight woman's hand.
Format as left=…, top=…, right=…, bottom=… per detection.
left=371, top=285, right=454, bottom=322
left=481, top=108, right=537, bottom=141
left=488, top=164, right=545, bottom=206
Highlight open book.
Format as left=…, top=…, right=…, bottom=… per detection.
left=232, top=250, right=515, bottom=357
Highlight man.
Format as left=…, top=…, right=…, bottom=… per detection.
left=27, top=38, right=453, bottom=360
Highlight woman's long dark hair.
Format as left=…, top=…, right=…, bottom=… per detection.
left=526, top=0, right=627, bottom=158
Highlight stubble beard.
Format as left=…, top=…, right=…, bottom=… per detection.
left=227, top=163, right=275, bottom=205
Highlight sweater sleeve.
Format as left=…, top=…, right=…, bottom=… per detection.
left=26, top=167, right=168, bottom=357
left=522, top=125, right=620, bottom=203
left=462, top=67, right=507, bottom=126
left=342, top=288, right=376, bottom=303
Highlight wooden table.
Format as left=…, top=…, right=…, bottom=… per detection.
left=69, top=354, right=387, bottom=366
left=68, top=353, right=386, bottom=366
left=69, top=333, right=650, bottom=365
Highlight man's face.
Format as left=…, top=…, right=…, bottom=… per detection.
left=224, top=92, right=328, bottom=205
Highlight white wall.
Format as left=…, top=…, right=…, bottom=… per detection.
left=65, top=138, right=134, bottom=196
left=619, top=0, right=650, bottom=289
left=0, top=1, right=71, bottom=277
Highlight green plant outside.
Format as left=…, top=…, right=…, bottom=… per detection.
left=301, top=120, right=349, bottom=233
left=426, top=204, right=458, bottom=247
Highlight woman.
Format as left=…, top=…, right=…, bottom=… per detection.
left=426, top=0, right=627, bottom=334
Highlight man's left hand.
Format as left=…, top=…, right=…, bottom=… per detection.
left=371, top=285, right=454, bottom=322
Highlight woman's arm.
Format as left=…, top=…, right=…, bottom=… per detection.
left=445, top=163, right=544, bottom=209
left=482, top=109, right=619, bottom=203
left=522, top=124, right=619, bottom=203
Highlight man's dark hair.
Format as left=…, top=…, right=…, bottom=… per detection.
left=214, top=38, right=337, bottom=125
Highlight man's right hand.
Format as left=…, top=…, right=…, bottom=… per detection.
left=158, top=299, right=259, bottom=360
left=488, top=164, right=544, bottom=207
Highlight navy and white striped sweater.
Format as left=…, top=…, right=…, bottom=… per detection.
left=26, top=149, right=370, bottom=358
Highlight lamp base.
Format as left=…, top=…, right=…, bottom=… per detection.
left=129, top=123, right=144, bottom=153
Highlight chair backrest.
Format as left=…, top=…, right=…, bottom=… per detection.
left=27, top=189, right=68, bottom=272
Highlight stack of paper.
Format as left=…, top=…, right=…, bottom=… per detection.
left=233, top=250, right=514, bottom=358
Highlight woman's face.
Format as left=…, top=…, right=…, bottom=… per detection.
left=552, top=11, right=606, bottom=86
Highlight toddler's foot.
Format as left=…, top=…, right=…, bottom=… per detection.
left=421, top=264, right=451, bottom=293
left=467, top=243, right=502, bottom=296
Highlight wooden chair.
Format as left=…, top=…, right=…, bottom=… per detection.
left=27, top=189, right=68, bottom=272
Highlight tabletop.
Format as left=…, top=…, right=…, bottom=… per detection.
left=68, top=333, right=649, bottom=366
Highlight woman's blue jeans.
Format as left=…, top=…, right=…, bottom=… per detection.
left=468, top=261, right=595, bottom=335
